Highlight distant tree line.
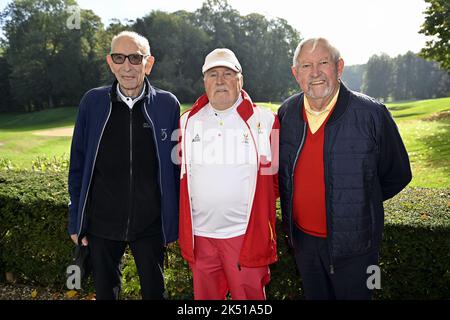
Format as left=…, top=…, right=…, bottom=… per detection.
left=342, top=52, right=450, bottom=102
left=0, top=0, right=448, bottom=112
left=0, top=0, right=300, bottom=112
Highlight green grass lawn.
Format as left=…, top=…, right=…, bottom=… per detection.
left=0, top=107, right=77, bottom=168
left=387, top=98, right=450, bottom=188
left=0, top=98, right=449, bottom=188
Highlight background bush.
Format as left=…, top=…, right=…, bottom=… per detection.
left=0, top=170, right=72, bottom=289
left=0, top=168, right=448, bottom=299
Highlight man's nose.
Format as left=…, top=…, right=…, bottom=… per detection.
left=215, top=74, right=225, bottom=84
left=122, top=57, right=133, bottom=70
left=311, top=64, right=321, bottom=77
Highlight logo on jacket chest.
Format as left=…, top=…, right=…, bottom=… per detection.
left=241, top=132, right=250, bottom=144
left=161, top=128, right=168, bottom=141
left=142, top=123, right=168, bottom=141
left=192, top=133, right=201, bottom=143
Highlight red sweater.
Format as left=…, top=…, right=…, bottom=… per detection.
left=292, top=105, right=334, bottom=238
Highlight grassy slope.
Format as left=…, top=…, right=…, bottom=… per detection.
left=0, top=98, right=449, bottom=187
left=0, top=107, right=77, bottom=167
left=0, top=107, right=78, bottom=131
left=389, top=98, right=450, bottom=188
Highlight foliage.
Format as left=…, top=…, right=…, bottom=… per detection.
left=0, top=170, right=71, bottom=288
left=0, top=0, right=301, bottom=110
left=31, top=155, right=69, bottom=172
left=0, top=56, right=14, bottom=112
left=133, top=10, right=209, bottom=102
left=341, top=64, right=366, bottom=92
left=0, top=0, right=106, bottom=111
left=361, top=53, right=394, bottom=101
left=121, top=252, right=141, bottom=299
left=0, top=159, right=14, bottom=171
left=419, top=0, right=450, bottom=72
left=376, top=187, right=450, bottom=299
left=355, top=52, right=450, bottom=101
left=1, top=0, right=448, bottom=111
left=392, top=51, right=450, bottom=100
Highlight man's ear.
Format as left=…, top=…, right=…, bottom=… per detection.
left=144, top=55, right=155, bottom=75
left=291, top=66, right=299, bottom=81
left=337, top=58, right=345, bottom=79
left=106, top=55, right=115, bottom=73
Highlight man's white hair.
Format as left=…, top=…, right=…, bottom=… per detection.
left=111, top=31, right=151, bottom=55
left=292, top=37, right=341, bottom=67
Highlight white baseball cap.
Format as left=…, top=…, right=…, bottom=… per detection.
left=202, top=48, right=242, bottom=74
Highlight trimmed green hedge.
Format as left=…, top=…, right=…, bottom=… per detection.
left=0, top=170, right=448, bottom=299
left=0, top=171, right=72, bottom=289
left=376, top=188, right=450, bottom=299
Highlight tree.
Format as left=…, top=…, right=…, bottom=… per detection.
left=0, top=0, right=104, bottom=111
left=193, top=0, right=301, bottom=101
left=361, top=54, right=394, bottom=101
left=419, top=0, right=450, bottom=73
left=0, top=0, right=303, bottom=109
left=392, top=51, right=450, bottom=100
left=238, top=15, right=300, bottom=101
left=0, top=55, right=14, bottom=112
left=194, top=0, right=241, bottom=49
left=392, top=51, right=418, bottom=100
left=133, top=0, right=301, bottom=102
left=341, top=64, right=366, bottom=92
left=133, top=10, right=209, bottom=102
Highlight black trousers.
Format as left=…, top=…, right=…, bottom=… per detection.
left=292, top=226, right=379, bottom=300
left=87, top=233, right=165, bottom=300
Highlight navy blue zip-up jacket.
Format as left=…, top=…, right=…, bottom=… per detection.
left=68, top=78, right=180, bottom=245
left=278, top=83, right=411, bottom=265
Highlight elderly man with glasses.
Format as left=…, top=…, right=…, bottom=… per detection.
left=68, top=31, right=180, bottom=300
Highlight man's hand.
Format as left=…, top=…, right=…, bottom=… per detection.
left=70, top=234, right=88, bottom=246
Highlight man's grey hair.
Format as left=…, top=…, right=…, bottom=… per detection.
left=111, top=31, right=151, bottom=55
left=203, top=69, right=243, bottom=81
left=292, top=37, right=341, bottom=67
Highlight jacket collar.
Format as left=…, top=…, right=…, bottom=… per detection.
left=289, top=82, right=351, bottom=125
left=110, top=77, right=153, bottom=103
left=327, top=82, right=351, bottom=124
left=187, top=89, right=255, bottom=121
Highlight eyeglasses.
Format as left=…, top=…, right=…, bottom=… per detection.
left=110, top=53, right=148, bottom=65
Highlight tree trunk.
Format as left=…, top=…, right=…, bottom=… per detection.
left=48, top=95, right=54, bottom=109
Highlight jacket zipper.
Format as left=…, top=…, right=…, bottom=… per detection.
left=323, top=127, right=335, bottom=274
left=289, top=123, right=307, bottom=247
left=243, top=120, right=259, bottom=231
left=124, top=107, right=133, bottom=241
left=77, top=100, right=112, bottom=239
left=143, top=105, right=166, bottom=244
left=236, top=117, right=260, bottom=270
